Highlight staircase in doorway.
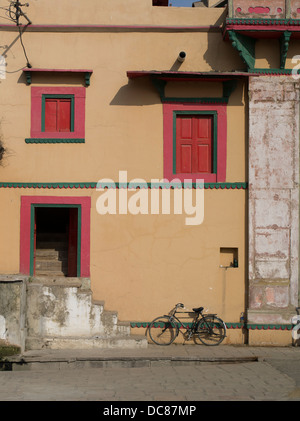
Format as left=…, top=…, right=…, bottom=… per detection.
left=35, top=233, right=68, bottom=277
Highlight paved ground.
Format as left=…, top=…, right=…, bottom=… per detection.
left=0, top=344, right=299, bottom=402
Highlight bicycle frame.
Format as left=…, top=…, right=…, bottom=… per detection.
left=167, top=307, right=209, bottom=338
left=148, top=303, right=226, bottom=346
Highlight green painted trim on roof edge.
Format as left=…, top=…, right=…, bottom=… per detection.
left=25, top=138, right=85, bottom=143
left=226, top=18, right=300, bottom=26
left=0, top=182, right=248, bottom=189
left=130, top=321, right=293, bottom=330
left=249, top=68, right=298, bottom=75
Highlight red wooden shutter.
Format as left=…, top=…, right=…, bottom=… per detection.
left=45, top=99, right=58, bottom=132
left=58, top=99, right=71, bottom=132
left=45, top=98, right=71, bottom=132
left=176, top=115, right=213, bottom=174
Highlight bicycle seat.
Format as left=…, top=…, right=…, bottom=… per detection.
left=193, top=307, right=204, bottom=313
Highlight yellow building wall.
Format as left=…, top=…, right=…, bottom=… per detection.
left=0, top=185, right=246, bottom=326
left=90, top=188, right=246, bottom=324
left=0, top=30, right=244, bottom=182
left=0, top=0, right=247, bottom=336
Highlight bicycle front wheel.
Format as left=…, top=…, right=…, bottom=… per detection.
left=197, top=316, right=226, bottom=346
left=148, top=316, right=179, bottom=346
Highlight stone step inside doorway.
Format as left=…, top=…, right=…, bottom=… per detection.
left=35, top=232, right=68, bottom=277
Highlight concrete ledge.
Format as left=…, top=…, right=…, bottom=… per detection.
left=1, top=352, right=258, bottom=371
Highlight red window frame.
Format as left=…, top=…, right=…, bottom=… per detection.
left=163, top=103, right=227, bottom=183
left=30, top=87, right=86, bottom=140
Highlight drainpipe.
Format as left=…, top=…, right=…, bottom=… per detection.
left=177, top=51, right=186, bottom=63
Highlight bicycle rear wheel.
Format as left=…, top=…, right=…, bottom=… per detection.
left=148, top=316, right=179, bottom=346
left=196, top=316, right=226, bottom=346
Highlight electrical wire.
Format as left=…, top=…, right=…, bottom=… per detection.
left=3, top=1, right=32, bottom=67
left=17, top=23, right=31, bottom=67
left=8, top=1, right=18, bottom=23
left=0, top=14, right=15, bottom=22
left=0, top=4, right=15, bottom=22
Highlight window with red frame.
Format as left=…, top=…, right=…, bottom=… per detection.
left=27, top=87, right=86, bottom=143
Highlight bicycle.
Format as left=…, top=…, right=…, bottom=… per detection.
left=148, top=303, right=227, bottom=346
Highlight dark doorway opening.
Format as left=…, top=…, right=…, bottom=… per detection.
left=34, top=207, right=78, bottom=277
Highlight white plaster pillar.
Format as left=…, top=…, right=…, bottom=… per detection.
left=248, top=75, right=299, bottom=325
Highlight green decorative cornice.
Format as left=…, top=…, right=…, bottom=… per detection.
left=0, top=182, right=248, bottom=190
left=130, top=321, right=293, bottom=330
left=130, top=321, right=244, bottom=329
left=226, top=18, right=300, bottom=26
left=0, top=182, right=97, bottom=189
left=226, top=21, right=299, bottom=73
left=247, top=324, right=293, bottom=331
left=250, top=68, right=297, bottom=75
left=228, top=30, right=256, bottom=70
left=25, top=138, right=85, bottom=144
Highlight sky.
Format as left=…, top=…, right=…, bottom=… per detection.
left=169, top=0, right=197, bottom=6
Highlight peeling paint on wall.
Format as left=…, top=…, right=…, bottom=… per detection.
left=248, top=76, right=299, bottom=326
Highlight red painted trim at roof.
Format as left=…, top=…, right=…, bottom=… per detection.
left=0, top=23, right=222, bottom=32
left=223, top=25, right=300, bottom=39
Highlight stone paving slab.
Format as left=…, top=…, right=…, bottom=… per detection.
left=0, top=345, right=299, bottom=402
left=0, top=361, right=298, bottom=401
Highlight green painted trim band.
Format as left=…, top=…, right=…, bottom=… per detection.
left=247, top=324, right=293, bottom=331
left=250, top=68, right=297, bottom=75
left=227, top=18, right=300, bottom=26
left=25, top=138, right=85, bottom=143
left=130, top=321, right=230, bottom=329
left=130, top=322, right=293, bottom=330
left=0, top=182, right=248, bottom=190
